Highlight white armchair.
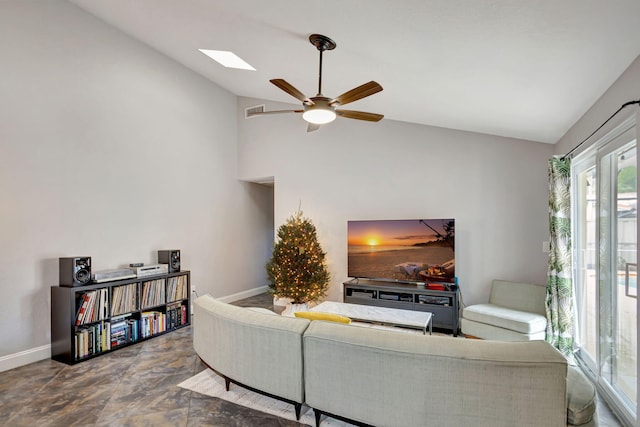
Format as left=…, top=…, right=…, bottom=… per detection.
left=461, top=279, right=547, bottom=341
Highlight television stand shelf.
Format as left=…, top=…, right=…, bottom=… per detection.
left=343, top=279, right=460, bottom=336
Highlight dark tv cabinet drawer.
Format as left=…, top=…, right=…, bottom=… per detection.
left=343, top=279, right=460, bottom=336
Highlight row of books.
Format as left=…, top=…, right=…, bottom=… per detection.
left=167, top=275, right=188, bottom=302
left=141, top=311, right=166, bottom=339
left=141, top=279, right=165, bottom=309
left=111, top=283, right=138, bottom=316
left=75, top=288, right=109, bottom=326
left=75, top=305, right=188, bottom=360
left=110, top=314, right=138, bottom=348
left=167, top=303, right=188, bottom=329
left=75, top=321, right=110, bottom=359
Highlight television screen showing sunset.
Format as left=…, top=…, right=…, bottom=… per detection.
left=347, top=219, right=455, bottom=283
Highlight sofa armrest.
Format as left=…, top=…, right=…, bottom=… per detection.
left=193, top=294, right=310, bottom=403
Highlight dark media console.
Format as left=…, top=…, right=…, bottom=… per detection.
left=343, top=279, right=460, bottom=336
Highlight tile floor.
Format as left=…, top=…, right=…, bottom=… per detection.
left=0, top=293, right=626, bottom=426
left=0, top=293, right=301, bottom=427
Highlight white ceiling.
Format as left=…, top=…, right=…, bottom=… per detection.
left=70, top=0, right=640, bottom=144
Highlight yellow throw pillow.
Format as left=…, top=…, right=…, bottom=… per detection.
left=294, top=311, right=351, bottom=324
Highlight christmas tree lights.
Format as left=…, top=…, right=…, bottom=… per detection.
left=266, top=210, right=330, bottom=304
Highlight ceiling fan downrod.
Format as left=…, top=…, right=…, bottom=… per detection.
left=309, top=34, right=336, bottom=96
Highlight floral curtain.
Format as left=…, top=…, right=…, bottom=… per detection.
left=546, top=156, right=574, bottom=359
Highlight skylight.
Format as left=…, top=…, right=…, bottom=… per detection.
left=198, top=49, right=255, bottom=71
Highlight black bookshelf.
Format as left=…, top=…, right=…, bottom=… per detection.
left=51, top=271, right=190, bottom=364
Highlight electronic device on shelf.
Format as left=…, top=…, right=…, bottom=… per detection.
left=59, top=257, right=92, bottom=287
left=133, top=264, right=169, bottom=278
left=158, top=249, right=180, bottom=273
left=92, top=268, right=136, bottom=283
left=417, top=295, right=451, bottom=306
left=347, top=288, right=376, bottom=299
left=379, top=293, right=399, bottom=301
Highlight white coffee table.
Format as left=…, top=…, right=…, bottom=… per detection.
left=310, top=301, right=433, bottom=335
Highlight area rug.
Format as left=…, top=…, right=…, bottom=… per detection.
left=178, top=368, right=352, bottom=426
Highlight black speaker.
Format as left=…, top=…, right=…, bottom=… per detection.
left=59, top=257, right=92, bottom=287
left=158, top=250, right=180, bottom=273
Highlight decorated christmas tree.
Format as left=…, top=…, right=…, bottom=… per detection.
left=266, top=210, right=330, bottom=304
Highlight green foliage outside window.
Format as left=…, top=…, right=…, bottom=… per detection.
left=618, top=166, right=636, bottom=193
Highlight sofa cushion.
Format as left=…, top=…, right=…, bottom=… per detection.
left=463, top=303, right=547, bottom=334
left=461, top=318, right=546, bottom=341
left=294, top=311, right=351, bottom=324
left=567, top=365, right=597, bottom=425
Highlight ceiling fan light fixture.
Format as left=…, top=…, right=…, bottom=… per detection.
left=302, top=107, right=336, bottom=124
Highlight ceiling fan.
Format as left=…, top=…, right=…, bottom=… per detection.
left=248, top=34, right=384, bottom=132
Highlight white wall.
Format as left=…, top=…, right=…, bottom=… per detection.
left=0, top=1, right=272, bottom=367
left=238, top=97, right=555, bottom=305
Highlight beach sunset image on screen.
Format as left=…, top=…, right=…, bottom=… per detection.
left=347, top=219, right=455, bottom=283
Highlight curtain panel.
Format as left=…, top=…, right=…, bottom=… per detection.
left=546, top=156, right=574, bottom=359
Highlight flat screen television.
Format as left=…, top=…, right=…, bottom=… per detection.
left=347, top=218, right=455, bottom=283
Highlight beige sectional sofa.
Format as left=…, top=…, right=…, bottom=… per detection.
left=193, top=295, right=597, bottom=427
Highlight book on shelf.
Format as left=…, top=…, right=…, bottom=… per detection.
left=85, top=291, right=96, bottom=323
left=75, top=293, right=90, bottom=326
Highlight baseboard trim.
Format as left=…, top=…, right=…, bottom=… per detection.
left=0, top=344, right=51, bottom=373
left=217, top=285, right=269, bottom=303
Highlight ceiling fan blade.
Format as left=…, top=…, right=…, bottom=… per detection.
left=270, top=79, right=313, bottom=104
left=307, top=123, right=321, bottom=133
left=330, top=81, right=383, bottom=106
left=336, top=109, right=384, bottom=122
left=247, top=109, right=303, bottom=117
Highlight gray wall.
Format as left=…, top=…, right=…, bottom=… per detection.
left=0, top=1, right=273, bottom=367
left=238, top=97, right=555, bottom=305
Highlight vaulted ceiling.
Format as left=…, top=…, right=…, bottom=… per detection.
left=70, top=0, right=640, bottom=143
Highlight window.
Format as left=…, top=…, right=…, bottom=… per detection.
left=572, top=117, right=637, bottom=425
